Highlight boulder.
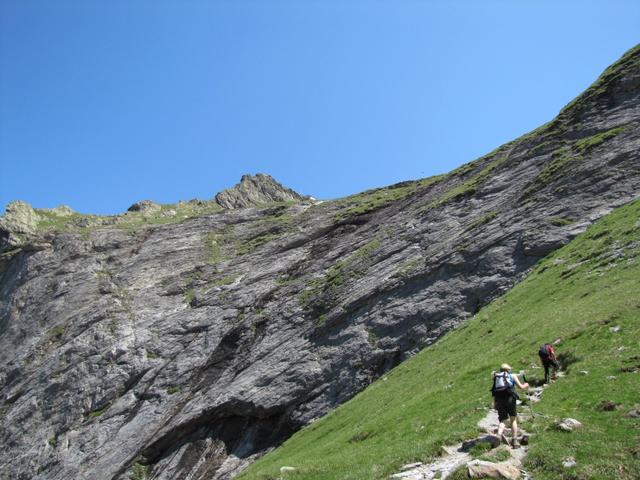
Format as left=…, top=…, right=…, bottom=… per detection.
left=557, top=418, right=582, bottom=431
left=467, top=459, right=520, bottom=479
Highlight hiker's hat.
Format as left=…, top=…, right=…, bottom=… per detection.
left=500, top=363, right=512, bottom=372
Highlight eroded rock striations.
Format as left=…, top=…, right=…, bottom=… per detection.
left=1, top=46, right=639, bottom=480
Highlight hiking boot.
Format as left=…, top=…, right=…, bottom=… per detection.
left=512, top=439, right=520, bottom=449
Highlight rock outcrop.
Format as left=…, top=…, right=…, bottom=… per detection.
left=215, top=173, right=313, bottom=209
left=127, top=200, right=162, bottom=213
left=0, top=45, right=639, bottom=480
left=0, top=201, right=38, bottom=251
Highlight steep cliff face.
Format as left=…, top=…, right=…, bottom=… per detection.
left=0, top=45, right=639, bottom=480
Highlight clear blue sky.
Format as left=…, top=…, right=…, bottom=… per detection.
left=1, top=1, right=638, bottom=214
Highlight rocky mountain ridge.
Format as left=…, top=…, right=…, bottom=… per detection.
left=0, top=174, right=313, bottom=255
left=0, top=45, right=639, bottom=480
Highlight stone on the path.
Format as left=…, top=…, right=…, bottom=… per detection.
left=467, top=459, right=520, bottom=479
left=441, top=445, right=457, bottom=456
left=461, top=435, right=501, bottom=451
left=400, top=462, right=423, bottom=471
left=557, top=418, right=582, bottom=432
left=389, top=471, right=422, bottom=479
left=562, top=457, right=577, bottom=468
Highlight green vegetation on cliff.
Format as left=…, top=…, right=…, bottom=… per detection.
left=332, top=175, right=444, bottom=221
left=523, top=125, right=627, bottom=198
left=238, top=199, right=640, bottom=480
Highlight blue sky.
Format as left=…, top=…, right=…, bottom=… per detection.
left=1, top=1, right=639, bottom=214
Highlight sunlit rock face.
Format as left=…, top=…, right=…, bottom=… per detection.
left=215, top=174, right=314, bottom=209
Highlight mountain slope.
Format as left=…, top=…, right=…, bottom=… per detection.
left=238, top=198, right=640, bottom=480
left=0, top=45, right=639, bottom=480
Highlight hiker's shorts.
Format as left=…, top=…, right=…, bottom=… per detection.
left=495, top=394, right=517, bottom=421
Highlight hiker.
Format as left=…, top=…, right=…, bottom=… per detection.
left=492, top=363, right=529, bottom=449
left=538, top=343, right=560, bottom=384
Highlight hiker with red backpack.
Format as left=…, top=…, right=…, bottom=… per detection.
left=538, top=343, right=560, bottom=384
left=491, top=363, right=529, bottom=448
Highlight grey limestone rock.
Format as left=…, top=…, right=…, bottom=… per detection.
left=467, top=459, right=520, bottom=479
left=557, top=418, right=583, bottom=432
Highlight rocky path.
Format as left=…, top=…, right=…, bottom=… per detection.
left=389, top=374, right=562, bottom=480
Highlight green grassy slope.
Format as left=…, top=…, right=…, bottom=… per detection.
left=238, top=199, right=640, bottom=480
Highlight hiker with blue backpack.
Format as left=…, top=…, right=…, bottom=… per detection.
left=492, top=363, right=529, bottom=448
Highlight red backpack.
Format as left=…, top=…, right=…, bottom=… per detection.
left=538, top=343, right=554, bottom=360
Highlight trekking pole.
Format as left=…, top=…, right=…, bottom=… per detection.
left=518, top=371, right=537, bottom=424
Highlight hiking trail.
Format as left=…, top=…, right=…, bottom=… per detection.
left=389, top=372, right=564, bottom=480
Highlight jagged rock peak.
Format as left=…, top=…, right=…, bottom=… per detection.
left=214, top=173, right=313, bottom=209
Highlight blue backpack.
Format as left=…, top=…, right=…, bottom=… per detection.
left=491, top=372, right=514, bottom=397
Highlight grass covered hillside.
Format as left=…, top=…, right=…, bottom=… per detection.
left=238, top=199, right=640, bottom=480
